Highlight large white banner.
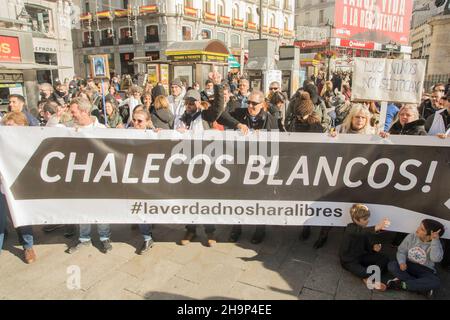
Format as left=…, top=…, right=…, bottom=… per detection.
left=0, top=127, right=449, bottom=238
left=352, top=58, right=427, bottom=103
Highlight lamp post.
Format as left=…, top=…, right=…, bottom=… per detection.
left=325, top=20, right=334, bottom=80
left=258, top=0, right=263, bottom=40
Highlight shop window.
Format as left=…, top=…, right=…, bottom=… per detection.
left=232, top=4, right=239, bottom=20
left=246, top=8, right=253, bottom=23
left=145, top=25, right=159, bottom=43
left=182, top=26, right=192, bottom=40
left=145, top=51, right=160, bottom=61
left=25, top=5, right=53, bottom=35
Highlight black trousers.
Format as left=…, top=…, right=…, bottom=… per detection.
left=341, top=253, right=389, bottom=279
left=186, top=224, right=216, bottom=234
left=231, top=225, right=265, bottom=235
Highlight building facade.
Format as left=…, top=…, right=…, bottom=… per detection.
left=0, top=0, right=75, bottom=110
left=72, top=0, right=296, bottom=78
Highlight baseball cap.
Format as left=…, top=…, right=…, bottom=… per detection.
left=184, top=89, right=201, bottom=102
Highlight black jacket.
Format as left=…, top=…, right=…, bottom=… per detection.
left=290, top=119, right=324, bottom=133
left=418, top=99, right=435, bottom=120
left=219, top=108, right=278, bottom=131
left=389, top=119, right=427, bottom=136
left=339, top=223, right=380, bottom=263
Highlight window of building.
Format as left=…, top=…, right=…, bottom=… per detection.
left=305, top=12, right=311, bottom=25
left=100, top=29, right=114, bottom=46
left=145, top=51, right=160, bottom=61
left=217, top=0, right=225, bottom=16
left=246, top=7, right=253, bottom=23
left=145, top=25, right=159, bottom=43
left=244, top=36, right=252, bottom=49
left=217, top=31, right=226, bottom=43
left=204, top=0, right=212, bottom=13
left=201, top=29, right=212, bottom=39
left=123, top=0, right=129, bottom=9
left=85, top=0, right=90, bottom=12
left=25, top=5, right=53, bottom=34
left=119, top=27, right=133, bottom=44
left=231, top=34, right=240, bottom=47
left=270, top=13, right=276, bottom=27
left=319, top=10, right=324, bottom=24
left=83, top=31, right=95, bottom=47
left=284, top=18, right=289, bottom=30
left=182, top=26, right=192, bottom=40
left=232, top=3, right=239, bottom=20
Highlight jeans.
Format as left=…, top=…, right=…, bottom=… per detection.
left=79, top=224, right=111, bottom=242
left=388, top=261, right=440, bottom=292
left=186, top=224, right=216, bottom=234
left=341, top=253, right=389, bottom=279
left=139, top=224, right=153, bottom=241
left=0, top=193, right=34, bottom=251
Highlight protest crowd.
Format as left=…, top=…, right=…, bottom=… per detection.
left=0, top=70, right=449, bottom=299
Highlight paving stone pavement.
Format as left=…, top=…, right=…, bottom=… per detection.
left=0, top=224, right=448, bottom=300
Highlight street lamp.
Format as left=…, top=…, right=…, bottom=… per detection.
left=325, top=20, right=334, bottom=80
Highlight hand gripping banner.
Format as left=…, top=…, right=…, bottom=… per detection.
left=0, top=127, right=449, bottom=238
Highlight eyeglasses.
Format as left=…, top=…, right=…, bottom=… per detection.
left=248, top=101, right=261, bottom=106
left=132, top=118, right=144, bottom=124
left=269, top=87, right=279, bottom=91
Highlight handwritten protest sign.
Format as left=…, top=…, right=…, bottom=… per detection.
left=352, top=58, right=426, bottom=104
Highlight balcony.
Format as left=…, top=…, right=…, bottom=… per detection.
left=100, top=38, right=115, bottom=46
left=119, top=37, right=134, bottom=45
left=145, top=35, right=159, bottom=43
left=270, top=27, right=279, bottom=35
left=95, top=11, right=112, bottom=20
left=283, top=29, right=294, bottom=38
left=204, top=11, right=216, bottom=23
left=140, top=5, right=158, bottom=15
left=80, top=13, right=92, bottom=21
left=247, top=21, right=257, bottom=30
left=82, top=41, right=95, bottom=48
left=219, top=16, right=231, bottom=25
left=233, top=19, right=244, bottom=28
left=184, top=7, right=198, bottom=18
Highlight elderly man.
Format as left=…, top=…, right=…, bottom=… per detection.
left=168, top=79, right=186, bottom=129
left=221, top=89, right=278, bottom=244
left=65, top=97, right=112, bottom=254
left=8, top=94, right=39, bottom=126
left=419, top=83, right=446, bottom=120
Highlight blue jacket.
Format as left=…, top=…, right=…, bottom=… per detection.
left=384, top=103, right=399, bottom=132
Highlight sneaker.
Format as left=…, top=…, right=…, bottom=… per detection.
left=386, top=278, right=402, bottom=290
left=206, top=233, right=217, bottom=247
left=24, top=248, right=37, bottom=264
left=67, top=240, right=92, bottom=254
left=101, top=239, right=112, bottom=254
left=138, top=239, right=154, bottom=255
left=180, top=231, right=196, bottom=245
left=42, top=224, right=65, bottom=233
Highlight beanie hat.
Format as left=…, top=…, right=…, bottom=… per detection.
left=422, top=219, right=445, bottom=237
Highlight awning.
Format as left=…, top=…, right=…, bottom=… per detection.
left=165, top=40, right=229, bottom=57
left=228, top=55, right=240, bottom=68
left=0, top=62, right=72, bottom=71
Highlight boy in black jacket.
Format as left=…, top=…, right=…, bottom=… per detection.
left=339, top=204, right=391, bottom=291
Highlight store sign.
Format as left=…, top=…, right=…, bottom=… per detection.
left=34, top=46, right=57, bottom=53
left=0, top=36, right=21, bottom=62
left=339, top=39, right=375, bottom=50
left=0, top=73, right=24, bottom=83
left=171, top=55, right=202, bottom=62
left=382, top=43, right=401, bottom=52
left=334, top=0, right=413, bottom=45
left=294, top=40, right=328, bottom=49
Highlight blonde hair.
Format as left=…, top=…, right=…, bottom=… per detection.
left=129, top=85, right=143, bottom=96
left=154, top=95, right=170, bottom=110
left=340, top=103, right=375, bottom=134
left=398, top=104, right=419, bottom=120
left=1, top=111, right=28, bottom=126
left=350, top=204, right=371, bottom=222
left=70, top=97, right=92, bottom=113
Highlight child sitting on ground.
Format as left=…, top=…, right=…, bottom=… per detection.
left=339, top=204, right=391, bottom=291
left=387, top=219, right=445, bottom=299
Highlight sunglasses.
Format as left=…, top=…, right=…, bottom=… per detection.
left=248, top=101, right=261, bottom=106
left=269, top=87, right=279, bottom=91
left=132, top=118, right=144, bottom=124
